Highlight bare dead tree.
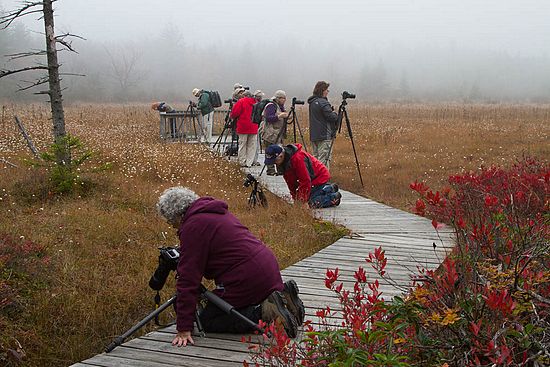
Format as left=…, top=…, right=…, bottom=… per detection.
left=0, top=0, right=83, bottom=164
left=105, top=44, right=144, bottom=99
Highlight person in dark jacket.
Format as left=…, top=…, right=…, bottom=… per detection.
left=156, top=187, right=304, bottom=347
left=264, top=144, right=341, bottom=208
left=192, top=88, right=215, bottom=142
left=231, top=90, right=258, bottom=167
left=307, top=81, right=339, bottom=170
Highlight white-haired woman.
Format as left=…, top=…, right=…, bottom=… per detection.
left=260, top=90, right=288, bottom=175
left=156, top=187, right=304, bottom=347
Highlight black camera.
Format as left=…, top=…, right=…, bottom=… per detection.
left=243, top=86, right=250, bottom=90
left=342, top=91, right=356, bottom=99
left=224, top=98, right=233, bottom=104
left=149, top=247, right=180, bottom=291
left=243, top=173, right=257, bottom=188
left=292, top=97, right=305, bottom=105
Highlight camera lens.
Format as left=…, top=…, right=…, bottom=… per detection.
left=149, top=262, right=172, bottom=291
left=292, top=97, right=305, bottom=105
left=342, top=91, right=356, bottom=99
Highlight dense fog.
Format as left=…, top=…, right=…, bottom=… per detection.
left=1, top=0, right=549, bottom=104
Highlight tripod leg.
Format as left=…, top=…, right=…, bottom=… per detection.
left=105, top=295, right=177, bottom=353
left=293, top=113, right=308, bottom=152
left=293, top=113, right=297, bottom=144
left=343, top=108, right=364, bottom=187
left=213, top=123, right=228, bottom=150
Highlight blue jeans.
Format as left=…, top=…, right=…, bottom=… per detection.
left=309, top=183, right=340, bottom=208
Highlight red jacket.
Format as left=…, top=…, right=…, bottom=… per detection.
left=279, top=144, right=331, bottom=202
left=175, top=197, right=283, bottom=331
left=231, top=97, right=258, bottom=134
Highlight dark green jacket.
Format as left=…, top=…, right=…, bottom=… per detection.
left=197, top=91, right=215, bottom=116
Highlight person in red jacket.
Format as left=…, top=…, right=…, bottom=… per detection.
left=231, top=90, right=259, bottom=167
left=156, top=187, right=304, bottom=347
left=264, top=144, right=342, bottom=208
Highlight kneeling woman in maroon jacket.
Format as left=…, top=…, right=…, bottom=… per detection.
left=156, top=187, right=304, bottom=347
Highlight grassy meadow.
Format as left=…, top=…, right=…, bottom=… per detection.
left=324, top=104, right=549, bottom=209
left=0, top=102, right=549, bottom=366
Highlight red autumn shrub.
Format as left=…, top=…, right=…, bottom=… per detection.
left=1, top=235, right=52, bottom=366
left=245, top=156, right=549, bottom=366
left=407, top=156, right=549, bottom=366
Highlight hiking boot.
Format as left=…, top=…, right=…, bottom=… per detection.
left=261, top=291, right=298, bottom=338
left=331, top=191, right=342, bottom=206
left=331, top=183, right=339, bottom=192
left=266, top=165, right=277, bottom=176
left=283, top=280, right=305, bottom=326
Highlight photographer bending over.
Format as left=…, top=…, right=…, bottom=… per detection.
left=308, top=81, right=339, bottom=170
left=156, top=187, right=304, bottom=347
left=264, top=144, right=342, bottom=208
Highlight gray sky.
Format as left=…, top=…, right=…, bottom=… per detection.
left=2, top=0, right=550, bottom=55
left=2, top=0, right=550, bottom=102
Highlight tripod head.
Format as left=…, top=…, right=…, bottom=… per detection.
left=291, top=97, right=305, bottom=107
left=339, top=91, right=356, bottom=109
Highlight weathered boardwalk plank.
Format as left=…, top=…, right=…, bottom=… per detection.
left=72, top=147, right=452, bottom=367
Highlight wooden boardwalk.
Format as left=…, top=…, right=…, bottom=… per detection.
left=72, top=147, right=453, bottom=367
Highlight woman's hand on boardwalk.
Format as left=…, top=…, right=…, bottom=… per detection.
left=172, top=331, right=194, bottom=347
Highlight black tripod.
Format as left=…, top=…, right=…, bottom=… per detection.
left=275, top=98, right=308, bottom=150
left=244, top=169, right=268, bottom=208
left=331, top=96, right=364, bottom=186
left=105, top=284, right=263, bottom=353
left=212, top=100, right=238, bottom=156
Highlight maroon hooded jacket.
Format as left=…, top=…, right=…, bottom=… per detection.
left=175, top=197, right=283, bottom=331
left=279, top=144, right=331, bottom=202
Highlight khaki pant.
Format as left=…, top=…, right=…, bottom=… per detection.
left=237, top=133, right=257, bottom=167
left=200, top=111, right=214, bottom=142
left=311, top=139, right=334, bottom=170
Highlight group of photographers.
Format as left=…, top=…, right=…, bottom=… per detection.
left=148, top=81, right=345, bottom=349
left=189, top=81, right=343, bottom=210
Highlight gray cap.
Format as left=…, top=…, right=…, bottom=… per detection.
left=273, top=90, right=286, bottom=98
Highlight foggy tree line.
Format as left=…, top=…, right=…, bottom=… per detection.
left=1, top=19, right=550, bottom=104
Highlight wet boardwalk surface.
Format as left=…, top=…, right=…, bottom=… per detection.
left=72, top=143, right=453, bottom=367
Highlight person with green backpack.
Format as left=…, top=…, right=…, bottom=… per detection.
left=192, top=88, right=215, bottom=142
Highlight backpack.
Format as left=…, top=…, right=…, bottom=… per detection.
left=251, top=99, right=273, bottom=124
left=208, top=90, right=222, bottom=108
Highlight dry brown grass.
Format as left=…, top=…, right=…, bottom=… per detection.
left=1, top=103, right=548, bottom=366
left=314, top=104, right=549, bottom=210
left=0, top=104, right=345, bottom=366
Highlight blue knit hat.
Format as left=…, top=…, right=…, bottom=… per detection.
left=264, top=145, right=283, bottom=165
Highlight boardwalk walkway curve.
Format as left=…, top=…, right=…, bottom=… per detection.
left=72, top=145, right=453, bottom=367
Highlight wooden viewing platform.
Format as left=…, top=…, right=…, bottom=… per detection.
left=72, top=148, right=454, bottom=367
